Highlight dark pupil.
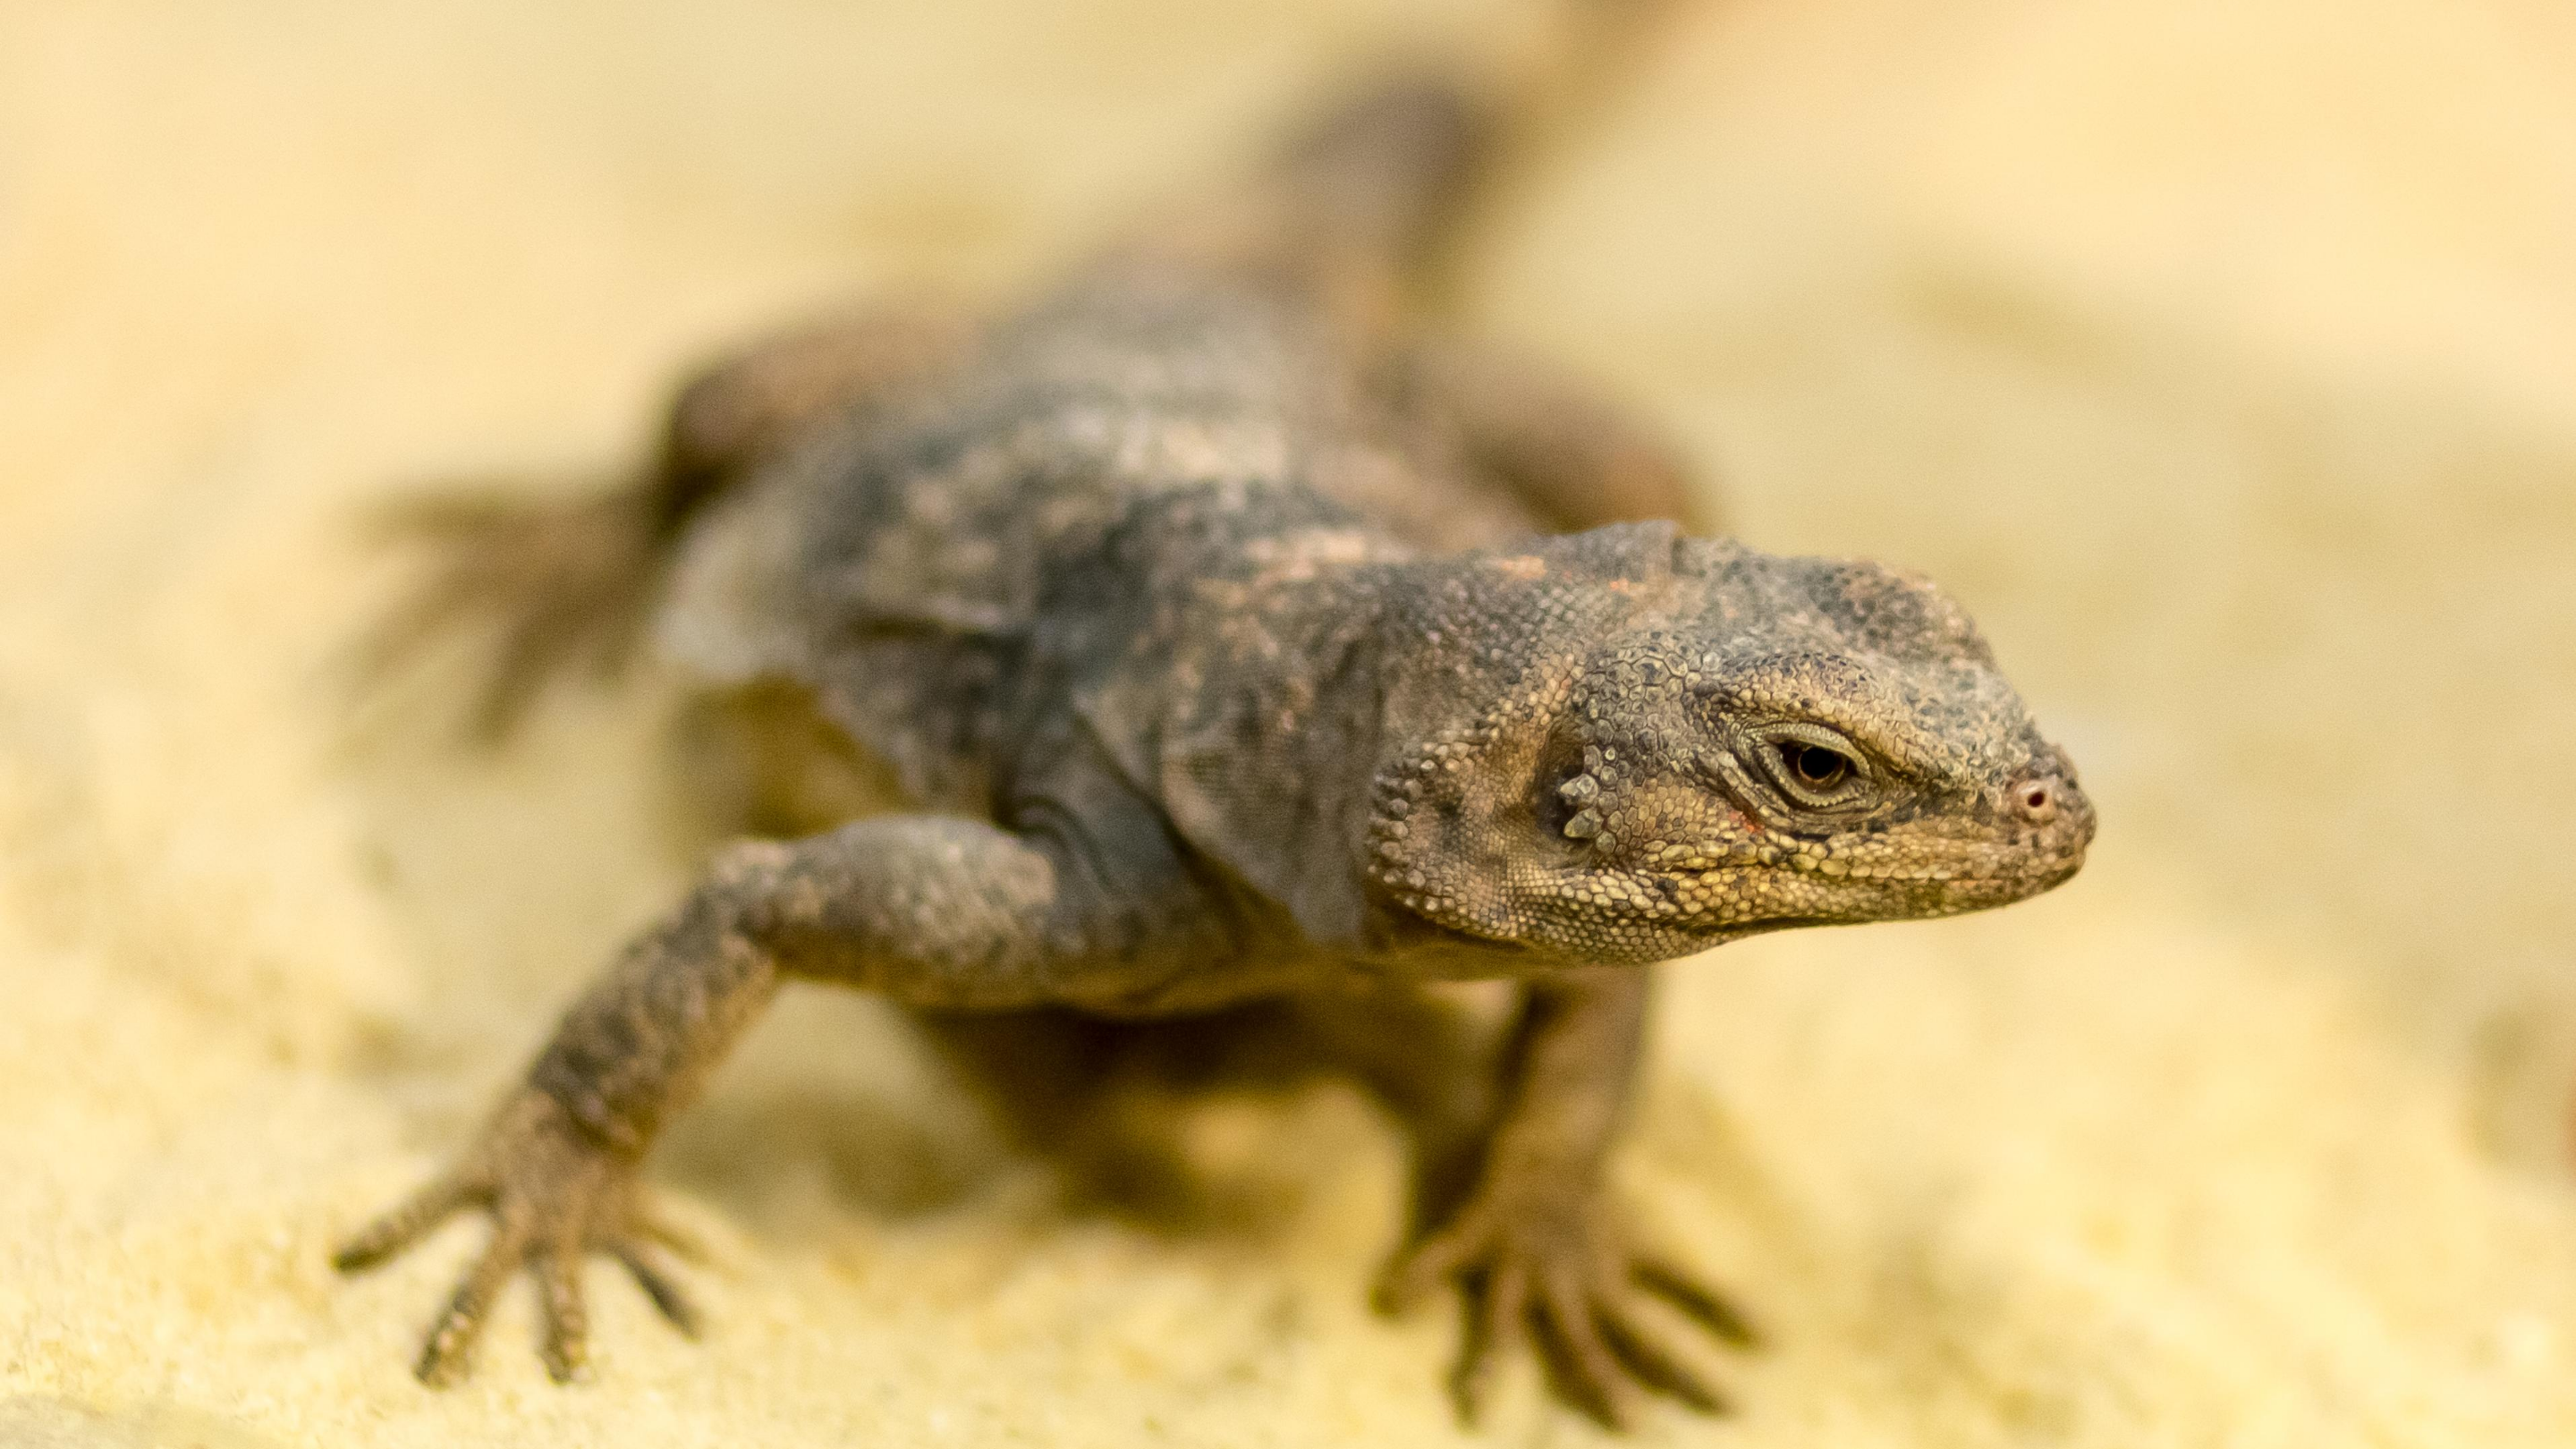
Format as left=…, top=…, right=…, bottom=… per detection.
left=1789, top=743, right=1849, bottom=788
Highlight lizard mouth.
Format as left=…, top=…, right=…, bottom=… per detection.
left=1945, top=847, right=2089, bottom=902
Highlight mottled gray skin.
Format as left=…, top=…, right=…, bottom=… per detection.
left=337, top=21, right=2093, bottom=1431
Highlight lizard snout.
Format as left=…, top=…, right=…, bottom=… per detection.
left=2004, top=759, right=2096, bottom=880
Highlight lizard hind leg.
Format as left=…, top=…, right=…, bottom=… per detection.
left=1384, top=335, right=1712, bottom=535
left=349, top=301, right=974, bottom=741
left=352, top=481, right=665, bottom=742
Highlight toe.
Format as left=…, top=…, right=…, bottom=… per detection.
left=1376, top=1210, right=1490, bottom=1315
left=1632, top=1256, right=1758, bottom=1349
left=614, top=1241, right=701, bottom=1339
left=1597, top=1303, right=1726, bottom=1414
left=636, top=1202, right=712, bottom=1266
left=1447, top=1260, right=1529, bottom=1426
left=414, top=1230, right=524, bottom=1387
left=335, top=1175, right=475, bottom=1274
left=535, top=1244, right=593, bottom=1384
left=1531, top=1267, right=1639, bottom=1432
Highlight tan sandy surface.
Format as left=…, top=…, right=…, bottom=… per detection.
left=4, top=1, right=2576, bottom=1444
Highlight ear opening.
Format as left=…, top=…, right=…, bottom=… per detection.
left=1365, top=674, right=1568, bottom=942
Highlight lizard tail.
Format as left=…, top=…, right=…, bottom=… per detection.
left=1151, top=0, right=1691, bottom=309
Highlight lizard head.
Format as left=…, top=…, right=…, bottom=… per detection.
left=1367, top=527, right=2093, bottom=964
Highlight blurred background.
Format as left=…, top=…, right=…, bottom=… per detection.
left=2, top=0, right=2572, bottom=1444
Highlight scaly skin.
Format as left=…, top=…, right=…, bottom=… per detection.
left=341, top=3, right=2093, bottom=1429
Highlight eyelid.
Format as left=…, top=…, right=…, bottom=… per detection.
left=1750, top=721, right=1881, bottom=810
left=1757, top=721, right=1870, bottom=776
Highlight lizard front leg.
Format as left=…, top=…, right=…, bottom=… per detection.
left=1377, top=967, right=1756, bottom=1429
left=336, top=814, right=1172, bottom=1385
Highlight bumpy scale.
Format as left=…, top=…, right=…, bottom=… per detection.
left=340, top=0, right=2095, bottom=1429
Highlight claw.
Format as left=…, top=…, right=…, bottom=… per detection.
left=1447, top=1259, right=1529, bottom=1426
left=637, top=1206, right=712, bottom=1266
left=341, top=1088, right=704, bottom=1386
left=415, top=1226, right=526, bottom=1387
left=1393, top=1184, right=1755, bottom=1428
left=534, top=1243, right=593, bottom=1384
left=1633, top=1256, right=1758, bottom=1349
left=1530, top=1266, right=1639, bottom=1432
left=335, top=1175, right=478, bottom=1275
left=1597, top=1304, right=1726, bottom=1414
left=614, top=1241, right=703, bottom=1338
left=1376, top=1201, right=1489, bottom=1314
left=346, top=484, right=658, bottom=743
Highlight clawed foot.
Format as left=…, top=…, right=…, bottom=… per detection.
left=1377, top=1185, right=1756, bottom=1431
left=351, top=486, right=659, bottom=741
left=335, top=1088, right=705, bottom=1385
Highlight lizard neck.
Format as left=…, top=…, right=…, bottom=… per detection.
left=1354, top=522, right=1689, bottom=953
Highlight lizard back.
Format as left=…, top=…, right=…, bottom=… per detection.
left=657, top=258, right=1537, bottom=817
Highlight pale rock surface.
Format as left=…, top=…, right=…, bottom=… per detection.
left=3, top=1, right=2573, bottom=1444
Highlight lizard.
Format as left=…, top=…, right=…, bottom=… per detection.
left=335, top=0, right=2096, bottom=1429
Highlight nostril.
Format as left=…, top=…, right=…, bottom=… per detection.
left=2012, top=777, right=2060, bottom=824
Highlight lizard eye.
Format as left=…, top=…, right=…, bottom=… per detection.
left=1752, top=724, right=1873, bottom=809
left=1783, top=742, right=1852, bottom=790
